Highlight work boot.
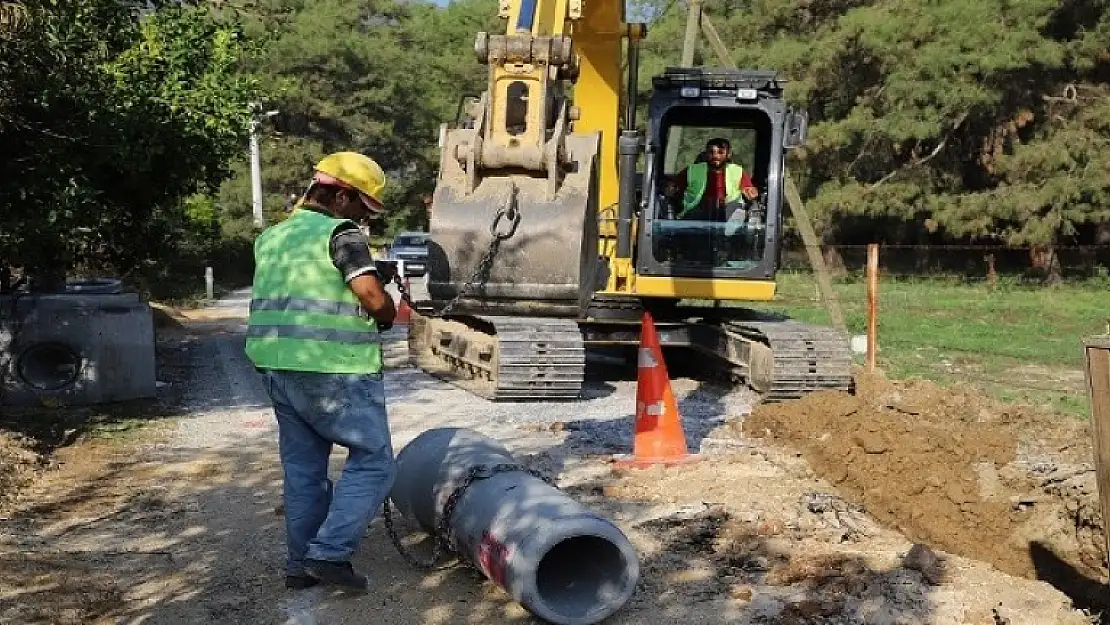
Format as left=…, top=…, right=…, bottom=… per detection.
left=304, top=558, right=369, bottom=591
left=285, top=574, right=319, bottom=590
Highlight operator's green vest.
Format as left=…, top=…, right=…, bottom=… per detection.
left=245, top=209, right=382, bottom=374
left=681, top=163, right=745, bottom=217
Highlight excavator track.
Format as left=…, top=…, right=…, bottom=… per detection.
left=579, top=297, right=853, bottom=402
left=726, top=319, right=854, bottom=401
left=407, top=309, right=850, bottom=403
left=408, top=312, right=585, bottom=401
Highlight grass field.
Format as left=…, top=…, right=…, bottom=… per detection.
left=750, top=271, right=1109, bottom=417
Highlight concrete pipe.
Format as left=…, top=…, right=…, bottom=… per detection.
left=389, top=427, right=640, bottom=625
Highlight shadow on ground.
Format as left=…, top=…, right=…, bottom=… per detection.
left=0, top=322, right=980, bottom=625
left=0, top=327, right=225, bottom=458
left=1030, top=541, right=1109, bottom=616
left=0, top=436, right=946, bottom=625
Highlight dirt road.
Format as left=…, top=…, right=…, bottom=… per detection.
left=0, top=288, right=1096, bottom=624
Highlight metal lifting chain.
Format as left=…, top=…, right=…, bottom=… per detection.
left=390, top=183, right=521, bottom=318
left=382, top=462, right=555, bottom=570
left=381, top=187, right=527, bottom=569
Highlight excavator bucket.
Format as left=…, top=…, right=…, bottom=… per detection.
left=425, top=131, right=602, bottom=316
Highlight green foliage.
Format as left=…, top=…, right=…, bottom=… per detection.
left=215, top=0, right=499, bottom=238
left=0, top=1, right=260, bottom=288
left=182, top=193, right=219, bottom=230
left=5, top=0, right=1109, bottom=295
left=650, top=0, right=1110, bottom=247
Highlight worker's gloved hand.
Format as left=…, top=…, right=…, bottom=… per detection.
left=374, top=260, right=399, bottom=285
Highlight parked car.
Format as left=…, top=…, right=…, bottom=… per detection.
left=387, top=231, right=429, bottom=277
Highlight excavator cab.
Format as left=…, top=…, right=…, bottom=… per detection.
left=632, top=68, right=807, bottom=287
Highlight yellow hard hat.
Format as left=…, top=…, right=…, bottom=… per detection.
left=312, top=151, right=387, bottom=213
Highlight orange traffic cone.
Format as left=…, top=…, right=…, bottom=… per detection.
left=615, top=311, right=699, bottom=468
left=395, top=277, right=413, bottom=325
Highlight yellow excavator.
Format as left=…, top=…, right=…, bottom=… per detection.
left=405, top=0, right=853, bottom=401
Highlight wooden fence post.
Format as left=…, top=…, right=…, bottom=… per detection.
left=866, top=244, right=879, bottom=372
left=1083, top=335, right=1110, bottom=572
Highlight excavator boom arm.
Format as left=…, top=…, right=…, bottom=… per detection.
left=473, top=0, right=634, bottom=207
left=426, top=0, right=642, bottom=310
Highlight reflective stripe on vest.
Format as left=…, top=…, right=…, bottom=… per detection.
left=250, top=296, right=363, bottom=318
left=244, top=209, right=382, bottom=374
left=246, top=324, right=381, bottom=344
left=680, top=163, right=744, bottom=217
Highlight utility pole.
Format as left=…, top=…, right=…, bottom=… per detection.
left=680, top=0, right=701, bottom=66
left=249, top=103, right=279, bottom=230
left=249, top=114, right=264, bottom=229
left=664, top=0, right=702, bottom=172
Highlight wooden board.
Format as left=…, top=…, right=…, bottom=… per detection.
left=1083, top=334, right=1110, bottom=571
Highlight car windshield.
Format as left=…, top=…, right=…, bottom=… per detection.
left=394, top=235, right=426, bottom=247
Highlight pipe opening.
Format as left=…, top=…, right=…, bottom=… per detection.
left=17, top=343, right=81, bottom=390
left=535, top=535, right=631, bottom=620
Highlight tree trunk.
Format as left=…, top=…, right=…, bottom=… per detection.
left=914, top=245, right=931, bottom=274
left=822, top=245, right=847, bottom=277
left=1096, top=223, right=1110, bottom=245
left=1030, top=246, right=1062, bottom=285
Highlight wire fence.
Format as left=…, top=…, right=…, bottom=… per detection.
left=764, top=244, right=1107, bottom=414
left=779, top=243, right=1110, bottom=284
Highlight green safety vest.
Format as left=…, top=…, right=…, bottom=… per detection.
left=245, top=209, right=382, bottom=374
left=680, top=163, right=745, bottom=217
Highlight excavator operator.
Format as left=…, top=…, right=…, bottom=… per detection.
left=663, top=137, right=759, bottom=222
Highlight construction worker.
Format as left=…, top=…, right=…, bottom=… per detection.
left=664, top=137, right=759, bottom=221
left=245, top=151, right=398, bottom=592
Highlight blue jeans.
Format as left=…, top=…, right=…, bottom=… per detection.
left=262, top=369, right=396, bottom=576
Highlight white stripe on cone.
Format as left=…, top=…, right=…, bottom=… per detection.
left=637, top=400, right=665, bottom=417
left=637, top=347, right=658, bottom=369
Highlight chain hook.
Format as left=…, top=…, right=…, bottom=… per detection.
left=489, top=183, right=521, bottom=241
left=435, top=183, right=522, bottom=317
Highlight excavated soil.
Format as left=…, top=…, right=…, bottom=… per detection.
left=594, top=454, right=1090, bottom=624
left=745, top=370, right=1107, bottom=611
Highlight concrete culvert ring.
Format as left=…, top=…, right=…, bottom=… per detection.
left=16, top=343, right=82, bottom=391
left=530, top=533, right=639, bottom=624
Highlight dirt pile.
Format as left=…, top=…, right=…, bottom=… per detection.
left=745, top=370, right=1106, bottom=604
left=0, top=430, right=41, bottom=510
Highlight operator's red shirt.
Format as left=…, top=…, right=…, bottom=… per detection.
left=674, top=166, right=758, bottom=207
